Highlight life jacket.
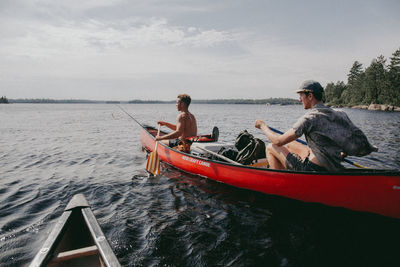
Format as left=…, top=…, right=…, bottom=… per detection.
left=186, top=135, right=214, bottom=142
left=186, top=126, right=219, bottom=143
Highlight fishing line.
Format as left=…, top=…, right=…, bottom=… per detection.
left=116, top=105, right=144, bottom=128
left=117, top=105, right=160, bottom=178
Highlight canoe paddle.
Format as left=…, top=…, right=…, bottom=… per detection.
left=194, top=146, right=241, bottom=165
left=267, top=126, right=370, bottom=169
left=146, top=124, right=161, bottom=175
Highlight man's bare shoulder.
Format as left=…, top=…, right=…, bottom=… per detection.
left=178, top=112, right=192, bottom=120
left=177, top=113, right=186, bottom=121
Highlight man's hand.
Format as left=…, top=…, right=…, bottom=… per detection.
left=157, top=121, right=167, bottom=126
left=255, top=119, right=267, bottom=130
left=155, top=135, right=162, bottom=141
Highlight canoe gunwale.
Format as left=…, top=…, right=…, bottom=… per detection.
left=29, top=210, right=72, bottom=267
left=81, top=206, right=120, bottom=267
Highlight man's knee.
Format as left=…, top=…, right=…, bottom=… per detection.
left=266, top=143, right=274, bottom=153
left=266, top=143, right=280, bottom=154
left=267, top=143, right=290, bottom=161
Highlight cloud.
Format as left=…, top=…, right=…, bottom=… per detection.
left=1, top=1, right=399, bottom=100
left=0, top=7, right=248, bottom=100
left=0, top=16, right=236, bottom=57
left=0, top=14, right=240, bottom=80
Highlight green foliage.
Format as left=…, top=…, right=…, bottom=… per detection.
left=325, top=48, right=400, bottom=107
left=325, top=81, right=346, bottom=105
left=10, top=98, right=100, bottom=103
left=192, top=98, right=299, bottom=105
left=364, top=56, right=386, bottom=104
left=8, top=98, right=299, bottom=105
left=388, top=48, right=400, bottom=105
left=0, top=96, right=9, bottom=103
left=347, top=61, right=363, bottom=84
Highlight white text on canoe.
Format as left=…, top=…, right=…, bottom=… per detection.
left=182, top=155, right=210, bottom=167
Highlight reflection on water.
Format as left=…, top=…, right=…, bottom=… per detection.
left=0, top=104, right=399, bottom=266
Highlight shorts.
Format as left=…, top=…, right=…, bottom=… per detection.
left=285, top=153, right=326, bottom=172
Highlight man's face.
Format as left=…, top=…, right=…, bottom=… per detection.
left=176, top=98, right=183, bottom=111
left=298, top=92, right=312, bottom=109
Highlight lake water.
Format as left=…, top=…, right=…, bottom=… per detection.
left=0, top=104, right=399, bottom=266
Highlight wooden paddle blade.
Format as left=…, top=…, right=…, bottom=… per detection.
left=145, top=151, right=160, bottom=175
left=146, top=124, right=161, bottom=175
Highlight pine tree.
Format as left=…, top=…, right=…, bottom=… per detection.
left=345, top=61, right=365, bottom=105
left=364, top=55, right=387, bottom=104
left=388, top=48, right=400, bottom=106
left=325, top=81, right=346, bottom=105
left=347, top=61, right=363, bottom=84
left=0, top=96, right=9, bottom=104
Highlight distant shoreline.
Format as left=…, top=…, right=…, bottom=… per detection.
left=7, top=98, right=300, bottom=105
left=5, top=99, right=400, bottom=111
left=337, top=104, right=400, bottom=112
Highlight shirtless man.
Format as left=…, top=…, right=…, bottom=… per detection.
left=155, top=94, right=197, bottom=149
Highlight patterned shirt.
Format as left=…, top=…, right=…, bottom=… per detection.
left=292, top=103, right=376, bottom=171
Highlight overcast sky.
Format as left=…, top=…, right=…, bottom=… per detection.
left=1, top=0, right=399, bottom=100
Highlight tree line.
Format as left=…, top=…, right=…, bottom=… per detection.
left=9, top=98, right=102, bottom=103
left=0, top=96, right=9, bottom=103
left=192, top=98, right=299, bottom=105
left=325, top=47, right=400, bottom=107
left=3, top=98, right=299, bottom=105
left=128, top=98, right=299, bottom=105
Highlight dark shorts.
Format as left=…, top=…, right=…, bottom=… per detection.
left=169, top=139, right=181, bottom=148
left=285, top=153, right=327, bottom=172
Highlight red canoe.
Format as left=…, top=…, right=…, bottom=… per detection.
left=140, top=126, right=400, bottom=219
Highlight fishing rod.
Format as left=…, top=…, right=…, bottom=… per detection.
left=267, top=126, right=369, bottom=169
left=116, top=105, right=144, bottom=128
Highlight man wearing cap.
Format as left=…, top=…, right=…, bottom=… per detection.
left=255, top=80, right=377, bottom=172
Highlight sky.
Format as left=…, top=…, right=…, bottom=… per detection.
left=0, top=0, right=399, bottom=101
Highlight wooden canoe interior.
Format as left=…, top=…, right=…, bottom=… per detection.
left=47, top=210, right=105, bottom=267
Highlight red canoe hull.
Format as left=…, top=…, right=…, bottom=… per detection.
left=140, top=127, right=400, bottom=219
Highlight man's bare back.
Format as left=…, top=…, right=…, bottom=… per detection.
left=177, top=111, right=197, bottom=139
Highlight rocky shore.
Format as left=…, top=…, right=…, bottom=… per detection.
left=351, top=104, right=400, bottom=112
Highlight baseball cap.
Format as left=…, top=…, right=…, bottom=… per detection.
left=295, top=80, right=323, bottom=94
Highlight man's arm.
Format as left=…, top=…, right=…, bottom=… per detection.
left=158, top=121, right=176, bottom=130
left=156, top=115, right=184, bottom=141
left=255, top=120, right=298, bottom=146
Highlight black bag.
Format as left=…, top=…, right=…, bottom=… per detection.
left=217, top=147, right=238, bottom=161
left=234, top=130, right=266, bottom=165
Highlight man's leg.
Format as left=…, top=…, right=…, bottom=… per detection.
left=285, top=140, right=310, bottom=159
left=266, top=141, right=310, bottom=170
left=266, top=143, right=289, bottom=169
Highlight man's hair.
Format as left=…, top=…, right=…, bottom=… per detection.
left=305, top=91, right=324, bottom=101
left=178, top=94, right=191, bottom=107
